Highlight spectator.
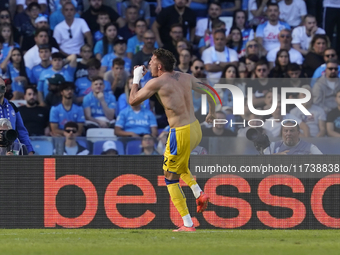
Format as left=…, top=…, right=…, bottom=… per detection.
left=174, top=49, right=192, bottom=74
left=75, top=58, right=111, bottom=104
left=18, top=86, right=49, bottom=136
left=0, top=23, right=19, bottom=64
left=126, top=18, right=148, bottom=59
left=61, top=121, right=89, bottom=155
left=0, top=48, right=31, bottom=100
left=94, top=22, right=120, bottom=60
left=292, top=14, right=326, bottom=56
left=263, top=121, right=322, bottom=155
left=323, top=0, right=340, bottom=56
left=220, top=64, right=244, bottom=107
left=255, top=2, right=290, bottom=52
left=83, top=76, right=116, bottom=129
left=74, top=44, right=92, bottom=80
left=81, top=0, right=124, bottom=33
left=16, top=0, right=47, bottom=13
left=101, top=140, right=118, bottom=155
left=93, top=11, right=111, bottom=44
left=163, top=24, right=184, bottom=62
left=175, top=39, right=192, bottom=62
left=190, top=59, right=206, bottom=79
left=29, top=44, right=52, bottom=85
left=278, top=0, right=307, bottom=28
left=151, top=0, right=196, bottom=48
left=140, top=134, right=159, bottom=155
left=37, top=52, right=77, bottom=104
left=312, top=59, right=340, bottom=114
left=302, top=34, right=330, bottom=77
left=115, top=103, right=158, bottom=137
left=269, top=49, right=290, bottom=78
left=117, top=75, right=150, bottom=116
left=104, top=58, right=128, bottom=99
left=227, top=27, right=245, bottom=58
left=202, top=29, right=239, bottom=84
left=13, top=2, right=40, bottom=40
left=326, top=89, right=340, bottom=138
left=311, top=48, right=340, bottom=86
left=195, top=1, right=222, bottom=41
left=49, top=82, right=84, bottom=136
left=53, top=2, right=93, bottom=56
left=221, top=0, right=241, bottom=16
left=202, top=111, right=236, bottom=137
left=21, top=14, right=60, bottom=54
left=198, top=19, right=226, bottom=56
left=131, top=30, right=157, bottom=70
left=243, top=39, right=267, bottom=60
left=50, top=0, right=81, bottom=30
left=291, top=85, right=326, bottom=137
left=118, top=5, right=138, bottom=40
left=120, top=0, right=150, bottom=26
left=248, top=0, right=269, bottom=26
left=266, top=29, right=303, bottom=68
left=245, top=54, right=259, bottom=78
left=24, top=28, right=58, bottom=69
left=232, top=10, right=255, bottom=50
left=44, top=74, right=65, bottom=110
left=0, top=77, right=34, bottom=154
left=0, top=9, right=20, bottom=44
left=101, top=39, right=131, bottom=73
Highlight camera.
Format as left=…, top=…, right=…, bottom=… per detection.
left=0, top=129, right=18, bottom=147
left=246, top=128, right=270, bottom=154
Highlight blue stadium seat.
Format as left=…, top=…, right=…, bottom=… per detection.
left=126, top=140, right=142, bottom=155
left=31, top=140, right=54, bottom=155
left=92, top=140, right=125, bottom=155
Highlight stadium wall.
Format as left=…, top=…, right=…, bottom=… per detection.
left=1, top=156, right=340, bottom=229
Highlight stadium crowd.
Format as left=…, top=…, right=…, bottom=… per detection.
left=0, top=0, right=339, bottom=155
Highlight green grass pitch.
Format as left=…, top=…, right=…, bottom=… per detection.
left=0, top=229, right=339, bottom=255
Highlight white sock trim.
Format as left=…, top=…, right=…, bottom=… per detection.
left=182, top=214, right=193, bottom=227
left=191, top=184, right=202, bottom=199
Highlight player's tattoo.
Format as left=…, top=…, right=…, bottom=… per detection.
left=171, top=73, right=180, bottom=81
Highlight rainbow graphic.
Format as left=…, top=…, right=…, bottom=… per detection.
left=197, top=82, right=222, bottom=106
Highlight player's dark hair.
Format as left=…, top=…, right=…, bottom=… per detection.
left=152, top=48, right=176, bottom=72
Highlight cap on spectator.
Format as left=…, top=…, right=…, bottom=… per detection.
left=35, top=15, right=48, bottom=24
left=47, top=74, right=65, bottom=85
left=38, top=44, right=51, bottom=50
left=114, top=39, right=127, bottom=46
left=51, top=52, right=64, bottom=59
left=102, top=141, right=118, bottom=154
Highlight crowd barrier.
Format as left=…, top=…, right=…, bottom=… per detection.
left=1, top=155, right=340, bottom=229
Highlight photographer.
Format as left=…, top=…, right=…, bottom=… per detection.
left=0, top=78, right=34, bottom=154
left=263, top=121, right=322, bottom=155
left=0, top=118, right=22, bottom=156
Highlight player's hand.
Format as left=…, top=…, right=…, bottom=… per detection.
left=205, top=113, right=216, bottom=124
left=133, top=66, right=145, bottom=84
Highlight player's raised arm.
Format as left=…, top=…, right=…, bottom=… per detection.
left=191, top=76, right=216, bottom=123
left=129, top=66, right=159, bottom=106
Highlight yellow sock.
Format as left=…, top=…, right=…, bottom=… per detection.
left=181, top=171, right=197, bottom=187
left=167, top=182, right=189, bottom=217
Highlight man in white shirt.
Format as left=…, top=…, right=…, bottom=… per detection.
left=24, top=28, right=59, bottom=69
left=201, top=29, right=238, bottom=84
left=292, top=14, right=325, bottom=56
left=195, top=1, right=222, bottom=40
left=53, top=2, right=93, bottom=56
left=256, top=2, right=291, bottom=52
left=267, top=29, right=304, bottom=67
left=278, top=0, right=307, bottom=28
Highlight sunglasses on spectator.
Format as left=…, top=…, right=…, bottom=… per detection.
left=325, top=54, right=336, bottom=58
left=327, top=67, right=338, bottom=71
left=0, top=15, right=9, bottom=19
left=65, top=129, right=77, bottom=133
left=280, top=34, right=291, bottom=38
left=248, top=44, right=258, bottom=48
left=194, top=66, right=204, bottom=70
left=68, top=29, right=73, bottom=39
left=256, top=68, right=267, bottom=72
